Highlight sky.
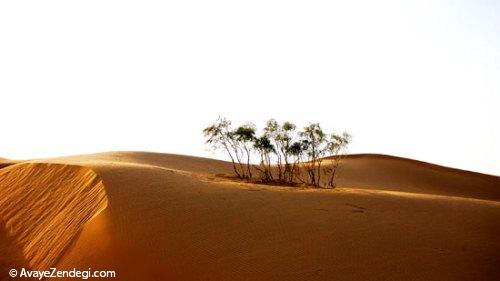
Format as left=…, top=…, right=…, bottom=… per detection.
left=1, top=0, right=499, bottom=175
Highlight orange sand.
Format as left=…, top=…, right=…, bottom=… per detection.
left=0, top=163, right=107, bottom=272
left=1, top=152, right=499, bottom=280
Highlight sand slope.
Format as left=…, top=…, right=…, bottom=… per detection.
left=0, top=163, right=108, bottom=273
left=1, top=152, right=499, bottom=280
left=336, top=154, right=500, bottom=201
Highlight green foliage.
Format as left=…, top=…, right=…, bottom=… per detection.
left=288, top=141, right=305, bottom=157
left=234, top=124, right=256, bottom=142
left=203, top=117, right=231, bottom=149
left=254, top=135, right=275, bottom=153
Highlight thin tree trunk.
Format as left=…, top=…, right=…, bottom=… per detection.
left=316, top=160, right=322, bottom=187
left=222, top=143, right=241, bottom=178
left=230, top=141, right=246, bottom=179
left=266, top=153, right=273, bottom=180
left=244, top=145, right=252, bottom=179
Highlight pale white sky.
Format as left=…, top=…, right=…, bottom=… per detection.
left=1, top=1, right=499, bottom=175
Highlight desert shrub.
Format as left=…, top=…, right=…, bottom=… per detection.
left=233, top=123, right=256, bottom=179
left=253, top=135, right=275, bottom=182
left=325, top=132, right=351, bottom=187
left=204, top=117, right=351, bottom=187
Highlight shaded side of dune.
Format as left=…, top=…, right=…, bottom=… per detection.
left=0, top=158, right=20, bottom=169
left=0, top=163, right=108, bottom=273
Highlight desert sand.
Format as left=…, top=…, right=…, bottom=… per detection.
left=1, top=152, right=499, bottom=280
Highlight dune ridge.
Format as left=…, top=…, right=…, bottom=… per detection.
left=43, top=151, right=500, bottom=201
left=0, top=158, right=18, bottom=169
left=0, top=163, right=108, bottom=272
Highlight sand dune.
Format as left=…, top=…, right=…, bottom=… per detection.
left=336, top=154, right=500, bottom=201
left=46, top=151, right=500, bottom=200
left=0, top=163, right=108, bottom=273
left=1, top=152, right=499, bottom=280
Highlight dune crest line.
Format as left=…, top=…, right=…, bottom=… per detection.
left=0, top=163, right=108, bottom=271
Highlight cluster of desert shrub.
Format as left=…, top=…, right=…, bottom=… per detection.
left=203, top=117, right=351, bottom=188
